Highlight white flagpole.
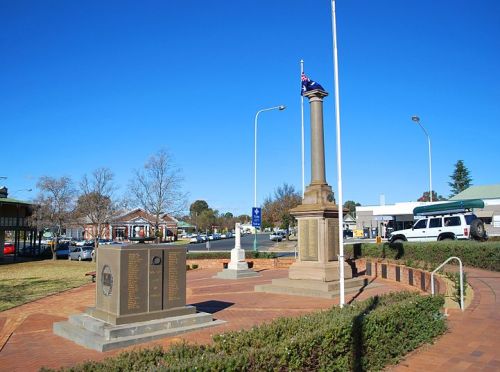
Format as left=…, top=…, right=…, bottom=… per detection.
left=300, top=59, right=305, bottom=198
left=331, top=0, right=345, bottom=308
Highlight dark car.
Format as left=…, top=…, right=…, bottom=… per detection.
left=343, top=229, right=353, bottom=239
left=55, top=242, right=71, bottom=259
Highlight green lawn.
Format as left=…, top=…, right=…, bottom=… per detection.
left=0, top=260, right=96, bottom=312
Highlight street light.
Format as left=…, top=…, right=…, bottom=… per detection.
left=254, top=105, right=286, bottom=251
left=411, top=115, right=433, bottom=202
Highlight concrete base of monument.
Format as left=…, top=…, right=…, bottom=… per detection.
left=255, top=276, right=381, bottom=299
left=214, top=268, right=261, bottom=280
left=288, top=260, right=353, bottom=282
left=53, top=308, right=225, bottom=352
left=86, top=304, right=197, bottom=325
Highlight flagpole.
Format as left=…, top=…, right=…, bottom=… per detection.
left=300, top=59, right=305, bottom=198
left=331, top=0, right=345, bottom=308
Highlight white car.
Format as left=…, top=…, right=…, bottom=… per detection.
left=269, top=232, right=283, bottom=242
left=189, top=235, right=203, bottom=244
left=389, top=212, right=486, bottom=243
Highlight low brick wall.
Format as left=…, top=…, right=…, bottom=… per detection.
left=187, top=258, right=295, bottom=270
left=355, top=258, right=446, bottom=295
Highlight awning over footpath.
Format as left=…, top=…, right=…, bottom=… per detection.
left=413, top=199, right=485, bottom=216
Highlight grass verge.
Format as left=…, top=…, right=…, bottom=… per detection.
left=0, top=260, right=95, bottom=311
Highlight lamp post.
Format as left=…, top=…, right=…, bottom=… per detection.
left=411, top=116, right=433, bottom=202
left=254, top=105, right=286, bottom=251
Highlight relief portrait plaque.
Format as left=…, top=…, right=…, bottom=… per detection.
left=101, top=265, right=113, bottom=297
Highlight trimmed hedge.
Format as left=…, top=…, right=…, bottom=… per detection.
left=44, top=292, right=445, bottom=371
left=345, top=240, right=500, bottom=272
left=187, top=251, right=277, bottom=260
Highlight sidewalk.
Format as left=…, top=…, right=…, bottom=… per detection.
left=390, top=267, right=500, bottom=371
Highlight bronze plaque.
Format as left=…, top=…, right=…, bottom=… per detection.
left=299, top=219, right=318, bottom=261
left=307, top=219, right=318, bottom=260
left=148, top=249, right=164, bottom=312
left=299, top=220, right=309, bottom=259
left=327, top=218, right=339, bottom=261
left=120, top=250, right=148, bottom=315
left=163, top=250, right=186, bottom=309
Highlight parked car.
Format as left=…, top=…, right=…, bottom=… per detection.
left=269, top=232, right=283, bottom=242
left=189, top=235, right=203, bottom=244
left=68, top=246, right=94, bottom=261
left=3, top=243, right=15, bottom=255
left=388, top=212, right=487, bottom=243
left=343, top=229, right=353, bottom=238
left=55, top=242, right=71, bottom=259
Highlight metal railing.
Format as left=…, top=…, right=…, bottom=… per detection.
left=431, top=256, right=464, bottom=311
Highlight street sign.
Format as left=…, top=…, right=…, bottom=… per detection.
left=252, top=207, right=261, bottom=227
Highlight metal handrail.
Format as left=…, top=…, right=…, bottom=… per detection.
left=431, top=256, right=464, bottom=311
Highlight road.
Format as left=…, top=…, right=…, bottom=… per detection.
left=184, top=234, right=378, bottom=253
left=185, top=233, right=278, bottom=252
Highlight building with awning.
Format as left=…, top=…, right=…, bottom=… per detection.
left=0, top=187, right=34, bottom=259
left=82, top=208, right=179, bottom=242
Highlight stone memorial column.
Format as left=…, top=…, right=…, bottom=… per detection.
left=288, top=89, right=352, bottom=282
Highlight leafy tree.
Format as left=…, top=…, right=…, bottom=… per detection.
left=75, top=168, right=117, bottom=255
left=128, top=149, right=187, bottom=239
left=190, top=200, right=209, bottom=216
left=197, top=208, right=217, bottom=231
left=449, top=160, right=472, bottom=197
left=343, top=200, right=361, bottom=218
left=262, top=183, right=301, bottom=231
left=237, top=214, right=251, bottom=224
left=35, top=176, right=75, bottom=260
left=417, top=191, right=447, bottom=202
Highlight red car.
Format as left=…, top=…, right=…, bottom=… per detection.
left=4, top=243, right=15, bottom=255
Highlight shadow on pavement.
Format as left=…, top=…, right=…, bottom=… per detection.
left=190, top=300, right=235, bottom=314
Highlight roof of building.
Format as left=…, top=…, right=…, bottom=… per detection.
left=177, top=221, right=195, bottom=228
left=0, top=197, right=32, bottom=206
left=450, top=184, right=500, bottom=201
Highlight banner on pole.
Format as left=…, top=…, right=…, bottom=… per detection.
left=251, top=207, right=261, bottom=227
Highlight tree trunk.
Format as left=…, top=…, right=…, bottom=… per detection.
left=52, top=236, right=58, bottom=260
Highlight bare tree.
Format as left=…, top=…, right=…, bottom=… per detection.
left=36, top=176, right=75, bottom=260
left=129, top=149, right=187, bottom=240
left=75, top=168, right=117, bottom=255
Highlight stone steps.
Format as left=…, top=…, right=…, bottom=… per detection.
left=255, top=277, right=381, bottom=299
left=54, top=312, right=224, bottom=352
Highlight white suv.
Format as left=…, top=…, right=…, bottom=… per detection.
left=389, top=213, right=487, bottom=243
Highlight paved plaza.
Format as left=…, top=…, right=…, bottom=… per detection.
left=0, top=266, right=498, bottom=371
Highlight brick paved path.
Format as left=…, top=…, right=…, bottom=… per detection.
left=0, top=268, right=406, bottom=371
left=390, top=267, right=500, bottom=371
left=0, top=267, right=497, bottom=371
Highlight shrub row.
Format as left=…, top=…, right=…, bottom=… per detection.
left=45, top=292, right=445, bottom=372
left=345, top=240, right=500, bottom=272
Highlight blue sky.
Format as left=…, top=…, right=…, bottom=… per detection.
left=1, top=0, right=499, bottom=216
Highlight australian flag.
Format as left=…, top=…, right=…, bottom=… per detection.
left=301, top=73, right=324, bottom=95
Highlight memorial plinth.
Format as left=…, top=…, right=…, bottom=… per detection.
left=54, top=244, right=223, bottom=351
left=256, top=89, right=369, bottom=298
left=215, top=223, right=260, bottom=279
